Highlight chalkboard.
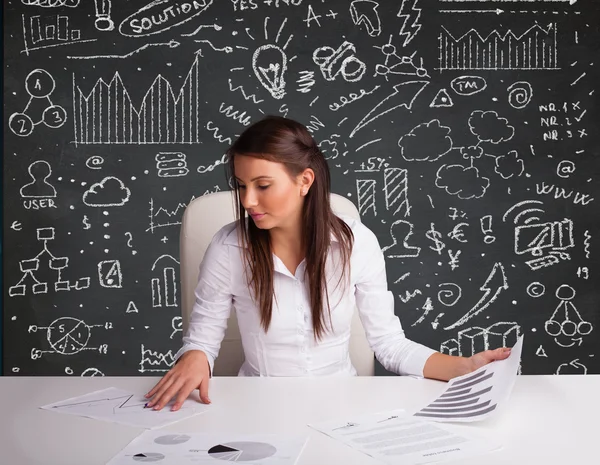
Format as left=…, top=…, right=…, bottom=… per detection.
left=3, top=0, right=599, bottom=377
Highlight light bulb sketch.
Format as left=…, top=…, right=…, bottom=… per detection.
left=250, top=17, right=293, bottom=100
left=253, top=44, right=287, bottom=99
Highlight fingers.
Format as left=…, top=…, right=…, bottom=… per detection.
left=145, top=371, right=172, bottom=399
left=198, top=376, right=211, bottom=405
left=149, top=376, right=184, bottom=411
left=171, top=380, right=198, bottom=412
left=145, top=375, right=176, bottom=409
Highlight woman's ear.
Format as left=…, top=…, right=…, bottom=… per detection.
left=300, top=168, right=315, bottom=195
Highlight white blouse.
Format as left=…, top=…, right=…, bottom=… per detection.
left=175, top=216, right=437, bottom=377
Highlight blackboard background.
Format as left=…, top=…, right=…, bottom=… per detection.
left=3, top=0, right=599, bottom=377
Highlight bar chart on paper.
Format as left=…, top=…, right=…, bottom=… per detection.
left=414, top=336, right=524, bottom=422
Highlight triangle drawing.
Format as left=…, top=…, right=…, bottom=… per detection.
left=430, top=88, right=454, bottom=108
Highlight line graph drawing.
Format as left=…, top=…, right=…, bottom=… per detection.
left=9, top=227, right=90, bottom=296
left=73, top=55, right=203, bottom=144
left=68, top=39, right=180, bottom=59
left=139, top=344, right=176, bottom=373
left=21, top=13, right=96, bottom=55
left=438, top=23, right=559, bottom=71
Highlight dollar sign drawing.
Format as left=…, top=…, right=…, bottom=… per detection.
left=82, top=215, right=91, bottom=229
left=426, top=222, right=446, bottom=255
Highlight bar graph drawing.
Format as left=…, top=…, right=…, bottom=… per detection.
left=22, top=14, right=96, bottom=55
left=151, top=254, right=179, bottom=308
left=438, top=23, right=559, bottom=71
left=73, top=55, right=203, bottom=145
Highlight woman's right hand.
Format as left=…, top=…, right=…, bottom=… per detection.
left=144, top=350, right=211, bottom=411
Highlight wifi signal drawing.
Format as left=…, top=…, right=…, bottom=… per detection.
left=502, top=200, right=546, bottom=225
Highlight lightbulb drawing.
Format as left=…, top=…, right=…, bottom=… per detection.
left=252, top=44, right=288, bottom=99
left=94, top=0, right=115, bottom=31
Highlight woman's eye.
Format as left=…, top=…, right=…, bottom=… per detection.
left=258, top=185, right=270, bottom=190
left=238, top=184, right=246, bottom=190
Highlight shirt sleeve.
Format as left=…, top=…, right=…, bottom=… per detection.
left=174, top=228, right=233, bottom=377
left=353, top=223, right=437, bottom=377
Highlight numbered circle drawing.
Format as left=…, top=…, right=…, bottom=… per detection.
left=8, top=112, right=34, bottom=137
left=47, top=317, right=91, bottom=355
left=154, top=434, right=191, bottom=445
left=42, top=105, right=67, bottom=128
left=132, top=452, right=165, bottom=462
left=25, top=69, right=55, bottom=98
left=81, top=368, right=104, bottom=377
left=208, top=442, right=277, bottom=461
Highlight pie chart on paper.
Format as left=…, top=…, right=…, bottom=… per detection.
left=132, top=452, right=165, bottom=462
left=208, top=441, right=277, bottom=461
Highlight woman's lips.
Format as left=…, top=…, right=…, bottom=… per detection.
left=250, top=213, right=265, bottom=220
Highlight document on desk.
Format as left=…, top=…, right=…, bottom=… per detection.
left=107, top=429, right=309, bottom=465
left=40, top=387, right=211, bottom=429
left=309, top=409, right=501, bottom=465
left=412, top=335, right=524, bottom=423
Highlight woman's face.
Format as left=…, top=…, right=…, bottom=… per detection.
left=234, top=154, right=307, bottom=231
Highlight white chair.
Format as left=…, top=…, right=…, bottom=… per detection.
left=179, top=190, right=375, bottom=376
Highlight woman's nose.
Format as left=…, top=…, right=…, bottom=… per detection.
left=241, top=188, right=258, bottom=208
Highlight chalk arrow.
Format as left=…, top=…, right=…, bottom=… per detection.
left=350, top=0, right=381, bottom=37
left=444, top=262, right=508, bottom=330
left=440, top=9, right=504, bottom=14
left=350, top=80, right=429, bottom=138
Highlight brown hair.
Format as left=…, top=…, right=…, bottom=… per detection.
left=226, top=116, right=354, bottom=340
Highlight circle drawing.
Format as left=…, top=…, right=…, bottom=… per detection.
left=132, top=452, right=165, bottom=462
left=154, top=434, right=191, bottom=445
left=47, top=317, right=91, bottom=355
left=526, top=282, right=546, bottom=298
left=208, top=441, right=277, bottom=461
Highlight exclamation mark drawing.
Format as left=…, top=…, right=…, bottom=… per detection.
left=94, top=0, right=114, bottom=31
left=480, top=215, right=496, bottom=244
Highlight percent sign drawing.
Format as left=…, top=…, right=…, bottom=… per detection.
left=9, top=69, right=67, bottom=137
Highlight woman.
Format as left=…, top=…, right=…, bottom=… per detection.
left=146, top=116, right=511, bottom=411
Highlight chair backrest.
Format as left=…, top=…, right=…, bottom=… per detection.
left=179, top=190, right=375, bottom=376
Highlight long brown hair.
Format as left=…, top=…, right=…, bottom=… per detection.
left=226, top=116, right=354, bottom=340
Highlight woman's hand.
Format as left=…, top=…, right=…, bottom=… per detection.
left=467, top=347, right=512, bottom=372
left=144, top=350, right=211, bottom=411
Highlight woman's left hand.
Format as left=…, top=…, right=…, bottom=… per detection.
left=467, top=347, right=512, bottom=372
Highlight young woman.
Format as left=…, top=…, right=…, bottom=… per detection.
left=145, top=116, right=511, bottom=411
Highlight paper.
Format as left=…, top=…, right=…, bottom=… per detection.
left=412, top=335, right=524, bottom=422
left=40, top=387, right=210, bottom=429
left=107, top=430, right=309, bottom=465
left=309, top=409, right=501, bottom=465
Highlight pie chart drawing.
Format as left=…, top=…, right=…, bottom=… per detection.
left=132, top=452, right=165, bottom=462
left=154, top=434, right=191, bottom=445
left=208, top=442, right=277, bottom=461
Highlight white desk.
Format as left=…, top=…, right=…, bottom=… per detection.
left=0, top=375, right=597, bottom=464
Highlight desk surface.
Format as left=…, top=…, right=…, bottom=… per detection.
left=1, top=375, right=598, bottom=464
